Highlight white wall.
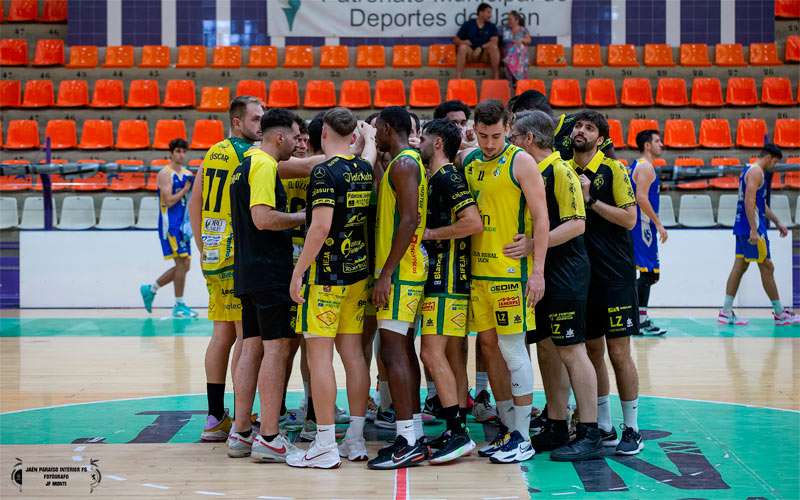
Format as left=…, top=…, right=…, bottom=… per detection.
left=19, top=229, right=793, bottom=309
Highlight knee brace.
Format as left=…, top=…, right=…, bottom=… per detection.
left=638, top=271, right=659, bottom=286
left=496, top=334, right=534, bottom=397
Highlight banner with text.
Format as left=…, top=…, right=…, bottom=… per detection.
left=268, top=0, right=572, bottom=38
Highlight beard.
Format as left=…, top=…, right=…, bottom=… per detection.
left=572, top=136, right=595, bottom=153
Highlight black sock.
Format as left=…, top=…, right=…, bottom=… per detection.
left=458, top=407, right=469, bottom=427
left=261, top=433, right=278, bottom=442
left=306, top=397, right=316, bottom=422
left=280, top=401, right=287, bottom=416
left=206, top=383, right=225, bottom=420
left=238, top=428, right=252, bottom=438
left=637, top=277, right=651, bottom=310
left=582, top=422, right=598, bottom=429
left=550, top=419, right=568, bottom=435
left=442, top=405, right=461, bottom=433
left=540, top=404, right=548, bottom=420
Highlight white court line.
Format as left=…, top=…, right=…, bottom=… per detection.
left=196, top=491, right=225, bottom=496
left=142, top=483, right=170, bottom=490
left=71, top=455, right=82, bottom=461
left=106, top=475, right=126, bottom=481
left=256, top=497, right=293, bottom=500
left=73, top=445, right=86, bottom=452
left=484, top=497, right=520, bottom=500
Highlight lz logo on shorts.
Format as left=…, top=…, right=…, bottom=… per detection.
left=316, top=310, right=337, bottom=327
left=609, top=315, right=623, bottom=328
left=550, top=322, right=561, bottom=336
left=495, top=311, right=509, bottom=326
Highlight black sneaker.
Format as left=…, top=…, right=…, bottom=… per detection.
left=429, top=430, right=476, bottom=464
left=367, top=436, right=427, bottom=470
left=422, top=395, right=443, bottom=419
left=638, top=319, right=667, bottom=336
left=551, top=424, right=604, bottom=462
left=615, top=425, right=644, bottom=455
left=530, top=421, right=570, bottom=451
left=375, top=407, right=396, bottom=429
left=530, top=405, right=548, bottom=434
left=598, top=426, right=619, bottom=446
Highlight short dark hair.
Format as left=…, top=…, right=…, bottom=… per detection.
left=308, top=111, right=325, bottom=153
left=324, top=107, right=357, bottom=136
left=378, top=106, right=412, bottom=137
left=477, top=2, right=491, bottom=14
left=293, top=115, right=308, bottom=135
left=229, top=95, right=261, bottom=122
left=572, top=109, right=610, bottom=143
left=409, top=111, right=421, bottom=134
left=509, top=90, right=552, bottom=116
left=473, top=100, right=510, bottom=127
left=760, top=143, right=783, bottom=159
left=433, top=100, right=471, bottom=120
left=635, top=129, right=660, bottom=152
left=169, top=138, right=189, bottom=152
left=365, top=112, right=380, bottom=125
left=261, top=108, right=297, bottom=133
left=508, top=10, right=525, bottom=27
left=423, top=119, right=462, bottom=163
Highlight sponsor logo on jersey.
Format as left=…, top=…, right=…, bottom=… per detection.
left=421, top=301, right=435, bottom=312
left=451, top=313, right=466, bottom=328
left=495, top=311, right=509, bottom=326
left=345, top=213, right=367, bottom=228
left=204, top=218, right=226, bottom=233
left=498, top=296, right=520, bottom=308
left=316, top=310, right=337, bottom=327
left=346, top=191, right=371, bottom=208
left=202, top=234, right=222, bottom=247
left=490, top=283, right=520, bottom=293
left=203, top=249, right=220, bottom=263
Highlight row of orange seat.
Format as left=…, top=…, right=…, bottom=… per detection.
left=1, top=0, right=65, bottom=22
left=4, top=38, right=800, bottom=68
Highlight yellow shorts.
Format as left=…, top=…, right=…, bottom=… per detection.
left=420, top=295, right=469, bottom=337
left=376, top=281, right=424, bottom=324
left=365, top=276, right=376, bottom=316
left=204, top=267, right=242, bottom=322
left=469, top=280, right=535, bottom=335
left=297, top=279, right=369, bottom=337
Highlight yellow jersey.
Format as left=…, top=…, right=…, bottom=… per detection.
left=464, top=143, right=533, bottom=282
left=199, top=136, right=253, bottom=273
left=374, top=148, right=428, bottom=285
left=281, top=176, right=309, bottom=247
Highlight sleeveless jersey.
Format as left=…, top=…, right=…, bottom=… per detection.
left=282, top=177, right=309, bottom=246
left=158, top=167, right=193, bottom=240
left=463, top=143, right=533, bottom=282
left=733, top=164, right=768, bottom=236
left=374, top=148, right=428, bottom=284
left=200, top=136, right=253, bottom=273
left=629, top=159, right=660, bottom=247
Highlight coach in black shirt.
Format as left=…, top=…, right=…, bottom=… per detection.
left=454, top=2, right=500, bottom=79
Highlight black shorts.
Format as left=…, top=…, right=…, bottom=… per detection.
left=586, top=284, right=639, bottom=340
left=240, top=291, right=293, bottom=341
left=526, top=297, right=586, bottom=346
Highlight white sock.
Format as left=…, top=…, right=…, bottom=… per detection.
left=771, top=300, right=784, bottom=315
left=621, top=398, right=639, bottom=432
left=723, top=295, right=735, bottom=313
left=425, top=375, right=438, bottom=399
left=476, top=372, right=489, bottom=394
left=346, top=415, right=365, bottom=440
left=597, top=395, right=612, bottom=432
left=316, top=423, right=336, bottom=447
left=413, top=413, right=423, bottom=441
left=496, top=399, right=514, bottom=429
left=397, top=419, right=415, bottom=445
left=514, top=404, right=532, bottom=438
left=175, top=296, right=185, bottom=305
left=639, top=308, right=648, bottom=322
left=150, top=282, right=160, bottom=293
left=378, top=380, right=392, bottom=410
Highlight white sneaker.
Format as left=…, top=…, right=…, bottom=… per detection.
left=774, top=308, right=800, bottom=326
left=338, top=436, right=368, bottom=462
left=226, top=431, right=253, bottom=458
left=335, top=406, right=350, bottom=425
left=251, top=433, right=298, bottom=463
left=488, top=431, right=535, bottom=464
left=287, top=439, right=341, bottom=469
left=472, top=390, right=498, bottom=423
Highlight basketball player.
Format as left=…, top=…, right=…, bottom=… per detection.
left=140, top=138, right=196, bottom=318
left=630, top=130, right=668, bottom=335
left=567, top=110, right=643, bottom=455
left=418, top=119, right=481, bottom=463
left=287, top=108, right=375, bottom=468
left=720, top=144, right=798, bottom=326
left=366, top=107, right=429, bottom=470
left=226, top=109, right=305, bottom=462
left=463, top=100, right=548, bottom=464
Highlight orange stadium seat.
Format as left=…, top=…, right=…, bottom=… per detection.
left=108, top=171, right=146, bottom=192
left=339, top=80, right=371, bottom=109
left=786, top=157, right=800, bottom=189
left=572, top=44, right=602, bottom=67
left=247, top=46, right=277, bottom=68
left=516, top=79, right=546, bottom=95
left=21, top=80, right=54, bottom=108
left=190, top=120, right=224, bottom=150
left=153, top=120, right=188, bottom=149
left=393, top=45, right=422, bottom=68
left=116, top=120, right=150, bottom=150
left=176, top=45, right=206, bottom=68
left=56, top=80, right=89, bottom=107
left=267, top=80, right=299, bottom=108
left=536, top=44, right=567, bottom=67
left=656, top=78, right=688, bottom=106
left=715, top=43, right=745, bottom=66
left=709, top=157, right=741, bottom=190
left=304, top=80, right=337, bottom=108
left=236, top=80, right=267, bottom=103
left=0, top=39, right=28, bottom=66
left=428, top=44, right=455, bottom=67
left=680, top=43, right=711, bottom=66
left=726, top=77, right=759, bottom=106
left=103, top=46, right=134, bottom=68
left=774, top=119, right=800, bottom=148
left=480, top=79, right=511, bottom=103
left=146, top=161, right=166, bottom=190
left=585, top=79, right=617, bottom=107
left=7, top=0, right=37, bottom=21
left=140, top=45, right=170, bottom=68
left=198, top=86, right=230, bottom=111
left=608, top=119, right=624, bottom=149
left=608, top=44, right=638, bottom=66
left=126, top=79, right=160, bottom=108
left=70, top=171, right=109, bottom=192
left=627, top=119, right=659, bottom=148
left=91, top=79, right=124, bottom=108
left=776, top=0, right=800, bottom=17
left=674, top=157, right=708, bottom=190
left=356, top=45, right=386, bottom=68
left=620, top=78, right=653, bottom=107
left=785, top=35, right=800, bottom=62
left=0, top=80, right=21, bottom=107
left=211, top=46, right=241, bottom=68
left=5, top=120, right=40, bottom=149
left=40, top=0, right=67, bottom=21
left=409, top=79, right=441, bottom=107
left=736, top=118, right=767, bottom=148
left=446, top=79, right=477, bottom=106
left=699, top=119, right=733, bottom=148
left=549, top=79, right=581, bottom=107
left=644, top=43, right=675, bottom=66
left=78, top=120, right=114, bottom=149
left=374, top=79, right=406, bottom=107
left=44, top=119, right=77, bottom=150
left=284, top=45, right=313, bottom=68
left=762, top=77, right=794, bottom=105
left=0, top=170, right=33, bottom=192
left=320, top=45, right=349, bottom=68
left=691, top=78, right=724, bottom=107
left=66, top=46, right=98, bottom=68
left=749, top=43, right=781, bottom=65
left=664, top=119, right=698, bottom=148
left=162, top=80, right=196, bottom=108
left=32, top=39, right=64, bottom=66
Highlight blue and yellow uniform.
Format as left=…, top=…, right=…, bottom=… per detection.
left=158, top=167, right=193, bottom=259
left=629, top=159, right=660, bottom=273
left=733, top=164, right=770, bottom=263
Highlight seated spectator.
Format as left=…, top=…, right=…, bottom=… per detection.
left=501, top=10, right=531, bottom=84
left=454, top=2, right=500, bottom=79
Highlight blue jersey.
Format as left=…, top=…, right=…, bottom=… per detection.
left=733, top=164, right=767, bottom=237
left=629, top=160, right=660, bottom=272
left=158, top=167, right=193, bottom=258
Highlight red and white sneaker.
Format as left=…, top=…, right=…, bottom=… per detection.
left=718, top=309, right=749, bottom=326
left=774, top=309, right=800, bottom=326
